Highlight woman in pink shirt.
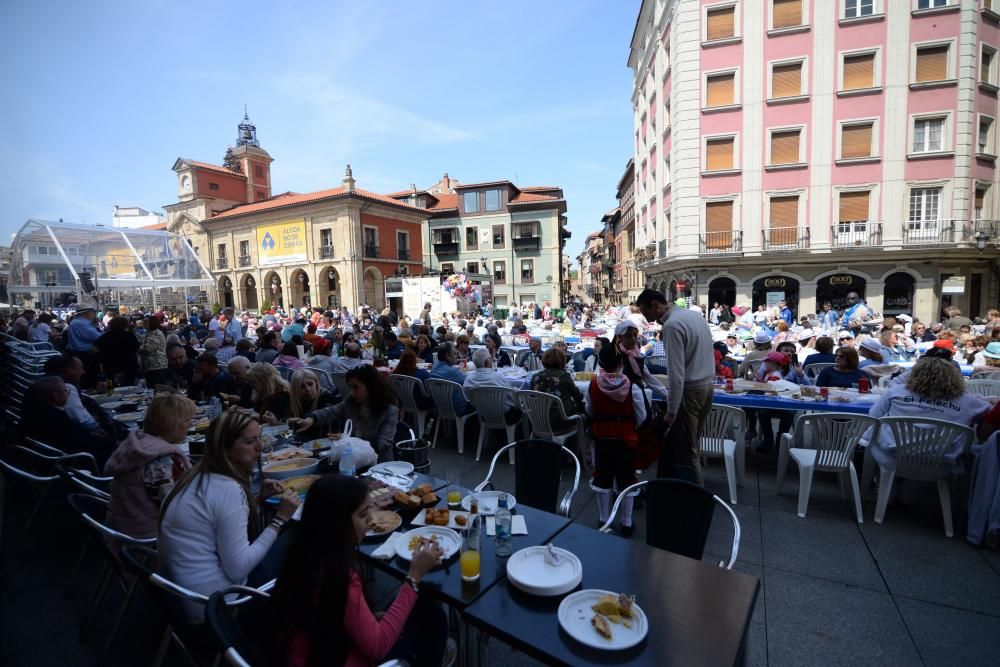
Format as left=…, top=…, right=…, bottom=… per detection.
left=272, top=475, right=453, bottom=667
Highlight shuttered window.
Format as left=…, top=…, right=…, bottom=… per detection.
left=772, top=0, right=802, bottom=29
left=975, top=189, right=986, bottom=220
left=770, top=130, right=801, bottom=165
left=839, top=191, right=870, bottom=223
left=915, top=45, right=949, bottom=83
left=706, top=6, right=736, bottom=41
left=841, top=123, right=874, bottom=159
left=706, top=201, right=734, bottom=248
left=843, top=53, right=875, bottom=90
left=706, top=73, right=736, bottom=107
left=772, top=62, right=802, bottom=98
left=769, top=196, right=799, bottom=245
left=983, top=49, right=995, bottom=84
left=706, top=137, right=735, bottom=171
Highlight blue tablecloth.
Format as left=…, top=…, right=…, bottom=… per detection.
left=713, top=391, right=872, bottom=414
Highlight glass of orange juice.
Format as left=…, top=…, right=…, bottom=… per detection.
left=460, top=517, right=481, bottom=582
left=447, top=471, right=462, bottom=508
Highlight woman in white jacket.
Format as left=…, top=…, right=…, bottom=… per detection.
left=158, top=411, right=300, bottom=624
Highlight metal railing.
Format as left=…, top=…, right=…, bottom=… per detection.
left=963, top=220, right=1000, bottom=243
left=831, top=222, right=882, bottom=248
left=397, top=249, right=409, bottom=261
left=319, top=245, right=335, bottom=259
left=699, top=230, right=743, bottom=255
left=363, top=244, right=379, bottom=258
left=903, top=220, right=955, bottom=244
left=513, top=236, right=541, bottom=251
left=432, top=241, right=459, bottom=255
left=762, top=227, right=810, bottom=251
left=238, top=255, right=251, bottom=267
left=216, top=258, right=228, bottom=269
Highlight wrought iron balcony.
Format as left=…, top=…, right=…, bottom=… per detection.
left=364, top=244, right=379, bottom=258
left=699, top=230, right=743, bottom=255
left=513, top=235, right=541, bottom=251
left=238, top=255, right=251, bottom=267
left=319, top=245, right=335, bottom=259
left=831, top=222, right=882, bottom=248
left=963, top=220, right=1000, bottom=244
left=903, top=220, right=955, bottom=244
left=397, top=248, right=410, bottom=261
left=216, top=258, right=228, bottom=269
left=432, top=240, right=459, bottom=256
left=762, top=227, right=810, bottom=252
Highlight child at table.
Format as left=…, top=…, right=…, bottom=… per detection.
left=585, top=344, right=647, bottom=537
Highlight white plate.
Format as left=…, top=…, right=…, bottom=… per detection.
left=394, top=526, right=461, bottom=561
left=370, top=461, right=414, bottom=476
left=557, top=589, right=648, bottom=651
left=112, top=386, right=141, bottom=394
left=113, top=411, right=145, bottom=422
left=507, top=546, right=582, bottom=597
left=102, top=401, right=130, bottom=410
left=411, top=509, right=471, bottom=530
left=461, top=491, right=515, bottom=516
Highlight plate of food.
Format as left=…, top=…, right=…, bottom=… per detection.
left=411, top=508, right=471, bottom=529
left=265, top=474, right=321, bottom=504
left=268, top=447, right=313, bottom=462
left=507, top=545, right=582, bottom=597
left=365, top=510, right=402, bottom=538
left=391, top=484, right=440, bottom=510
left=370, top=461, right=414, bottom=477
left=394, top=526, right=461, bottom=561
left=557, top=590, right=648, bottom=650
left=262, top=458, right=320, bottom=480
left=461, top=491, right=516, bottom=515
left=574, top=371, right=596, bottom=382
left=113, top=411, right=145, bottom=423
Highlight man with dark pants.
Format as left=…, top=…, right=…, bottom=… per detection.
left=636, top=288, right=715, bottom=484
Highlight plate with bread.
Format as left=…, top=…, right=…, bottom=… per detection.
left=365, top=510, right=402, bottom=538
left=391, top=483, right=440, bottom=511
left=557, top=590, right=648, bottom=650
left=411, top=508, right=472, bottom=530
left=394, top=526, right=461, bottom=561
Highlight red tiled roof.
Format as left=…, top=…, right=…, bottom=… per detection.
left=386, top=189, right=423, bottom=198
left=210, top=186, right=425, bottom=220
left=509, top=192, right=561, bottom=204
left=428, top=193, right=459, bottom=211
left=140, top=222, right=168, bottom=230
left=186, top=160, right=246, bottom=179
left=518, top=186, right=560, bottom=192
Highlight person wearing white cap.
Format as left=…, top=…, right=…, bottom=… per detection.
left=837, top=331, right=855, bottom=348
left=738, top=330, right=774, bottom=377
left=857, top=337, right=885, bottom=368
left=795, top=329, right=818, bottom=365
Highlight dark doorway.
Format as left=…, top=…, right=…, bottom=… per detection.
left=883, top=273, right=914, bottom=316
left=815, top=274, right=866, bottom=313
left=708, top=277, right=737, bottom=308
left=752, top=275, right=800, bottom=318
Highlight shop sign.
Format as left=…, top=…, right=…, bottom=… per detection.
left=766, top=291, right=785, bottom=308
left=256, top=220, right=307, bottom=266
left=764, top=278, right=786, bottom=288
left=828, top=275, right=854, bottom=286
left=942, top=276, right=966, bottom=294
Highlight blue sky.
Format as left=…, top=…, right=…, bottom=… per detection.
left=0, top=0, right=638, bottom=260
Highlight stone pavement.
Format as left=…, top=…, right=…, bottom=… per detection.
left=2, top=433, right=999, bottom=666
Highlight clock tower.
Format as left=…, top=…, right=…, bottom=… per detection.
left=224, top=108, right=273, bottom=203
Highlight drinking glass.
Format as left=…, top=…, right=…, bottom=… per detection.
left=447, top=471, right=462, bottom=509
left=460, top=516, right=481, bottom=582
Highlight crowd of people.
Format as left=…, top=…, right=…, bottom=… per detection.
left=5, top=290, right=1000, bottom=665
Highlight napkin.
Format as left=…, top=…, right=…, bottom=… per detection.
left=485, top=516, right=527, bottom=536
left=372, top=533, right=400, bottom=560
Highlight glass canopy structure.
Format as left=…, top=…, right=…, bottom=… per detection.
left=8, top=219, right=214, bottom=310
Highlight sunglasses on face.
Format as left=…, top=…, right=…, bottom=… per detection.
left=839, top=338, right=851, bottom=342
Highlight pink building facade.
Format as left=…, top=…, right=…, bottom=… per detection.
left=630, top=0, right=1000, bottom=322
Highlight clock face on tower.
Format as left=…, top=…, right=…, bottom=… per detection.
left=181, top=175, right=192, bottom=193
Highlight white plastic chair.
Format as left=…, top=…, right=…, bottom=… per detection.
left=517, top=389, right=585, bottom=456
left=776, top=413, right=876, bottom=522
left=868, top=416, right=974, bottom=537
left=466, top=387, right=517, bottom=463
left=330, top=371, right=350, bottom=398
left=964, top=379, right=1000, bottom=399
left=424, top=378, right=477, bottom=454
left=699, top=405, right=746, bottom=504
left=803, top=362, right=834, bottom=382
left=388, top=374, right=430, bottom=437
left=474, top=440, right=581, bottom=516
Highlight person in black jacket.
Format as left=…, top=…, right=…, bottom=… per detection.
left=95, top=316, right=140, bottom=385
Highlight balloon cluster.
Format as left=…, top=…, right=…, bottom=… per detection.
left=443, top=273, right=480, bottom=302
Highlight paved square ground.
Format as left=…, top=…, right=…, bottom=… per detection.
left=3, top=430, right=999, bottom=666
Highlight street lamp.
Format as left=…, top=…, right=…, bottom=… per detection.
left=975, top=230, right=990, bottom=253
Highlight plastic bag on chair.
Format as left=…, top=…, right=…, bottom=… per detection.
left=326, top=419, right=378, bottom=468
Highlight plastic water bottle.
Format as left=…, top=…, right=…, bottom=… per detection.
left=210, top=396, right=222, bottom=418
left=339, top=446, right=356, bottom=477
left=495, top=495, right=512, bottom=557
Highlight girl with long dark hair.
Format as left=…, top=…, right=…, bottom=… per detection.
left=272, top=475, right=450, bottom=666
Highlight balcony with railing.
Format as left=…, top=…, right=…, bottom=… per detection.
left=319, top=245, right=335, bottom=259
left=397, top=248, right=410, bottom=261
left=432, top=229, right=460, bottom=256
left=964, top=220, right=1000, bottom=244
left=363, top=244, right=379, bottom=258
left=700, top=230, right=743, bottom=255
left=762, top=227, right=810, bottom=252
left=238, top=255, right=251, bottom=267
left=216, top=257, right=228, bottom=269
left=832, top=221, right=883, bottom=248
left=512, top=222, right=541, bottom=251
left=903, top=220, right=956, bottom=244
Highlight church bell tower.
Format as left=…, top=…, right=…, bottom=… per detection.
left=224, top=107, right=273, bottom=202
